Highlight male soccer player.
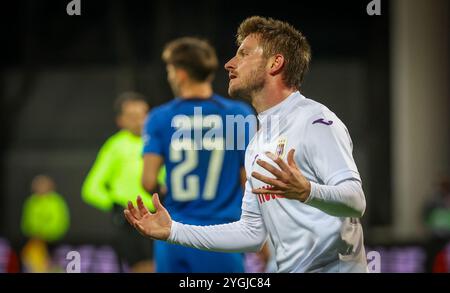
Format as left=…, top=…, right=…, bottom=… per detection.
left=140, top=37, right=255, bottom=272
left=82, top=92, right=165, bottom=272
left=126, top=17, right=367, bottom=273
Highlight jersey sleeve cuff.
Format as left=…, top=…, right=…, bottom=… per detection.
left=304, top=181, right=318, bottom=204
left=142, top=149, right=163, bottom=156
left=167, top=221, right=182, bottom=243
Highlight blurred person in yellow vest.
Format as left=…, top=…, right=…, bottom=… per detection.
left=21, top=175, right=70, bottom=272
left=82, top=92, right=166, bottom=272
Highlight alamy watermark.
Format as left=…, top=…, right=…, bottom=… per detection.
left=66, top=250, right=81, bottom=273
left=165, top=107, right=296, bottom=152
left=63, top=249, right=380, bottom=273
left=168, top=107, right=263, bottom=152
left=367, top=250, right=381, bottom=273
left=66, top=0, right=81, bottom=16
left=367, top=0, right=382, bottom=16
left=67, top=1, right=381, bottom=17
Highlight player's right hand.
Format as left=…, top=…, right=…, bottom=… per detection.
left=124, top=194, right=172, bottom=240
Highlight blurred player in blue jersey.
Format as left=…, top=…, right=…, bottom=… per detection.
left=141, top=37, right=256, bottom=272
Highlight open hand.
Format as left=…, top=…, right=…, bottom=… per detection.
left=124, top=193, right=172, bottom=240
left=251, top=149, right=311, bottom=202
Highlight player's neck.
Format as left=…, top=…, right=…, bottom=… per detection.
left=179, top=82, right=213, bottom=99
left=252, top=85, right=297, bottom=114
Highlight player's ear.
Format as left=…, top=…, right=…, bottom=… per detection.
left=268, top=54, right=285, bottom=76
left=176, top=67, right=189, bottom=82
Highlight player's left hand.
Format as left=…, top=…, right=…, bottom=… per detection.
left=251, top=149, right=311, bottom=202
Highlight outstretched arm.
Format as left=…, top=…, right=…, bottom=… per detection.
left=168, top=209, right=266, bottom=253
left=124, top=194, right=267, bottom=253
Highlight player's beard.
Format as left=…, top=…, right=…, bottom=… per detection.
left=228, top=62, right=266, bottom=103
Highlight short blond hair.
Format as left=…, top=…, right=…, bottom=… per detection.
left=237, top=16, right=311, bottom=89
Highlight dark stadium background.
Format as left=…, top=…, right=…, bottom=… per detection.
left=1, top=0, right=448, bottom=272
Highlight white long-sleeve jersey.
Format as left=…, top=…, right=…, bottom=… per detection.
left=169, top=91, right=368, bottom=272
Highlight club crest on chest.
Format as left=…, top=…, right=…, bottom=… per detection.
left=275, top=137, right=287, bottom=159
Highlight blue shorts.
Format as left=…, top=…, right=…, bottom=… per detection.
left=154, top=240, right=244, bottom=273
